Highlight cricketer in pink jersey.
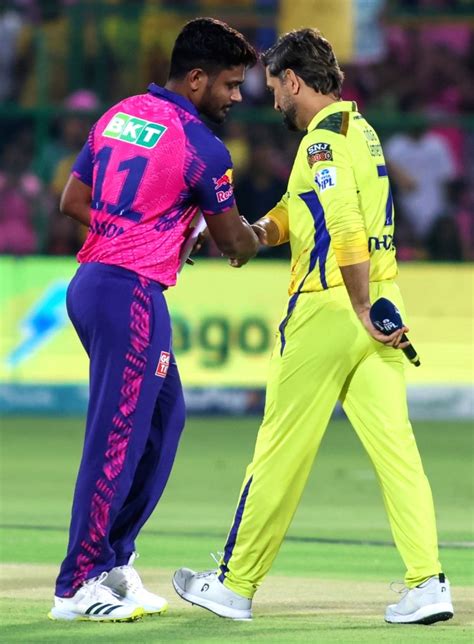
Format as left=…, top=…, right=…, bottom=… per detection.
left=72, top=82, right=238, bottom=286
left=49, top=18, right=259, bottom=623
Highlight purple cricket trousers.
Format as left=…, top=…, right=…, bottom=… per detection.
left=55, top=262, right=185, bottom=597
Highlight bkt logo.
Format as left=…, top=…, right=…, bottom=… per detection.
left=103, top=112, right=167, bottom=148
left=368, top=234, right=394, bottom=252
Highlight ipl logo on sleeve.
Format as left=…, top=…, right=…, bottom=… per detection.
left=155, top=351, right=170, bottom=378
left=315, top=168, right=337, bottom=192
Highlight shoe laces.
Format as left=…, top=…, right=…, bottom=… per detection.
left=109, top=551, right=143, bottom=593
left=115, top=564, right=144, bottom=593
left=192, top=552, right=224, bottom=580
left=83, top=572, right=122, bottom=603
left=192, top=551, right=225, bottom=579
left=210, top=551, right=224, bottom=566
left=128, top=551, right=138, bottom=566
left=195, top=569, right=218, bottom=580
left=389, top=580, right=408, bottom=597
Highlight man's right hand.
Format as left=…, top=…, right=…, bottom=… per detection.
left=204, top=205, right=259, bottom=264
left=357, top=308, right=411, bottom=349
left=228, top=256, right=249, bottom=268
left=252, top=222, right=269, bottom=245
left=229, top=217, right=283, bottom=266
left=251, top=217, right=281, bottom=247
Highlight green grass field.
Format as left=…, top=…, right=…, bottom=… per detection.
left=1, top=416, right=473, bottom=642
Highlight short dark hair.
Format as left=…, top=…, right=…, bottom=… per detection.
left=261, top=28, right=344, bottom=97
left=169, top=17, right=257, bottom=80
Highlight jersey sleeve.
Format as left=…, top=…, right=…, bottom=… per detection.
left=266, top=192, right=290, bottom=245
left=184, top=123, right=235, bottom=215
left=71, top=124, right=96, bottom=187
left=307, top=131, right=369, bottom=267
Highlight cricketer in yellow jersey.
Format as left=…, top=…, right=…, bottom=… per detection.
left=173, top=28, right=454, bottom=626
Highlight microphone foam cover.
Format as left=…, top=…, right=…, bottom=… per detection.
left=369, top=298, right=403, bottom=336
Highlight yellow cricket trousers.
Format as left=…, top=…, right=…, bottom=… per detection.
left=219, top=280, right=441, bottom=598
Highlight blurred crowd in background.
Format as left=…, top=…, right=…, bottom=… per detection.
left=0, top=0, right=473, bottom=261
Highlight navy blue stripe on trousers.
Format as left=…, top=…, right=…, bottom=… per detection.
left=278, top=190, right=331, bottom=355
left=277, top=293, right=299, bottom=356
left=219, top=476, right=253, bottom=582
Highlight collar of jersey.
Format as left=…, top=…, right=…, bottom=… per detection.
left=147, top=83, right=199, bottom=117
left=307, top=100, right=357, bottom=132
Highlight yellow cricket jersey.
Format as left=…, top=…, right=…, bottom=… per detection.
left=267, top=100, right=397, bottom=295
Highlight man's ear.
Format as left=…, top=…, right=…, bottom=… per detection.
left=188, top=68, right=207, bottom=92
left=284, top=68, right=301, bottom=95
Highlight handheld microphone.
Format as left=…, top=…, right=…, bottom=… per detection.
left=369, top=298, right=421, bottom=367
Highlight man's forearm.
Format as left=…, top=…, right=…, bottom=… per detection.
left=221, top=221, right=259, bottom=260
left=61, top=205, right=91, bottom=227
left=339, top=260, right=371, bottom=315
left=60, top=175, right=92, bottom=226
left=340, top=259, right=410, bottom=347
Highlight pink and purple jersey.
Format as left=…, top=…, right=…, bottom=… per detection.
left=72, top=84, right=235, bottom=286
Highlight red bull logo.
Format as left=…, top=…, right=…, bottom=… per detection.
left=216, top=188, right=233, bottom=203
left=213, top=168, right=233, bottom=190
left=213, top=168, right=234, bottom=204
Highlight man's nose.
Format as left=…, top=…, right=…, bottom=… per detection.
left=231, top=87, right=242, bottom=103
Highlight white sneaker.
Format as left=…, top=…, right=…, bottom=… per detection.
left=103, top=553, right=168, bottom=615
left=48, top=572, right=144, bottom=622
left=173, top=568, right=252, bottom=620
left=385, top=573, right=454, bottom=624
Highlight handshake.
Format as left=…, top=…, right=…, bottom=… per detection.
left=228, top=216, right=276, bottom=268
left=184, top=214, right=278, bottom=269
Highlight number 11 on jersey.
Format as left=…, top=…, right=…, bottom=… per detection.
left=92, top=146, right=148, bottom=222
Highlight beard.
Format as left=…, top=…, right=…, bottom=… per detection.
left=199, top=80, right=232, bottom=124
left=281, top=103, right=299, bottom=131
left=200, top=101, right=226, bottom=124
left=204, top=103, right=231, bottom=124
